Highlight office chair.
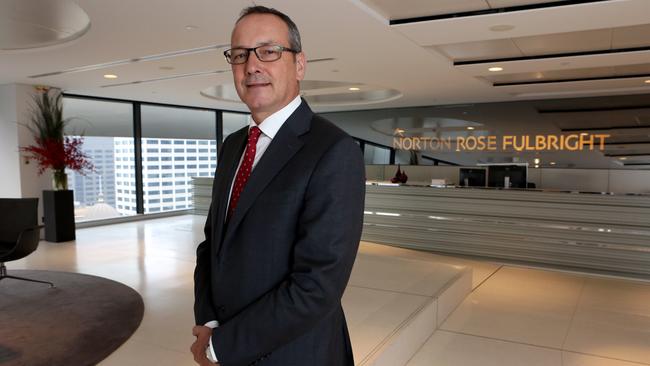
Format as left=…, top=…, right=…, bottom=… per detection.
left=0, top=198, right=54, bottom=288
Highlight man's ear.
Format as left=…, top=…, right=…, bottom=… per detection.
left=295, top=52, right=306, bottom=81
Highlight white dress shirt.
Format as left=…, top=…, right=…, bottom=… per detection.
left=204, top=95, right=302, bottom=363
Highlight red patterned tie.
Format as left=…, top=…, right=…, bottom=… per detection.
left=228, top=126, right=262, bottom=220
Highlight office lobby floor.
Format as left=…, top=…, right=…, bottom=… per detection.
left=8, top=214, right=650, bottom=366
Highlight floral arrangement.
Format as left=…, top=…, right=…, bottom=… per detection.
left=20, top=88, right=94, bottom=190
left=390, top=164, right=408, bottom=184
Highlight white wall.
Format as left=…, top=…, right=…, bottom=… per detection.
left=1, top=84, right=55, bottom=222
left=539, top=168, right=609, bottom=192
left=609, top=170, right=650, bottom=194
left=0, top=84, right=21, bottom=197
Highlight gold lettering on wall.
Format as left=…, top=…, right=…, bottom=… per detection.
left=393, top=134, right=610, bottom=152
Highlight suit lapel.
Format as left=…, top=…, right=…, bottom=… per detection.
left=223, top=100, right=312, bottom=244
left=212, top=128, right=247, bottom=255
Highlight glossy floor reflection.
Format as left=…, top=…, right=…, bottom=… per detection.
left=9, top=215, right=650, bottom=366
left=419, top=267, right=650, bottom=365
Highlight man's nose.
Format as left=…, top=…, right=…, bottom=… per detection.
left=245, top=51, right=262, bottom=74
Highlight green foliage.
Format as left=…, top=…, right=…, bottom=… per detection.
left=25, top=89, right=68, bottom=143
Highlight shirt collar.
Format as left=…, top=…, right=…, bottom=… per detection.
left=247, top=95, right=302, bottom=139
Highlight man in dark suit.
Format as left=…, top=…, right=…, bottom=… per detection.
left=191, top=6, right=365, bottom=366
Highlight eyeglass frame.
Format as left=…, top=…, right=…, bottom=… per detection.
left=223, top=44, right=299, bottom=65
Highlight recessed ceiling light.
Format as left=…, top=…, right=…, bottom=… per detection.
left=467, top=126, right=475, bottom=130
left=489, top=24, right=515, bottom=32
left=645, top=79, right=650, bottom=84
left=550, top=162, right=556, bottom=165
left=534, top=158, right=540, bottom=164
left=488, top=67, right=503, bottom=72
left=185, top=25, right=199, bottom=30
left=534, top=164, right=539, bottom=168
left=349, top=87, right=360, bottom=91
left=103, top=74, right=117, bottom=79
left=619, top=157, right=627, bottom=160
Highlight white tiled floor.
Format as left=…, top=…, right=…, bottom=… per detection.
left=417, top=266, right=650, bottom=366
left=10, top=215, right=650, bottom=366
left=11, top=215, right=471, bottom=365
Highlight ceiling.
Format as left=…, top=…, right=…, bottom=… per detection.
left=2, top=0, right=650, bottom=168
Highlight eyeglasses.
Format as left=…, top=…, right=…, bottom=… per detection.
left=224, top=45, right=298, bottom=65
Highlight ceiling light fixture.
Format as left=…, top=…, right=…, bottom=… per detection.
left=550, top=162, right=556, bottom=165
left=467, top=126, right=475, bottom=130
left=645, top=79, right=650, bottom=84
left=488, top=67, right=503, bottom=72
left=534, top=164, right=539, bottom=168
left=349, top=87, right=360, bottom=91
left=534, top=158, right=540, bottom=164
left=619, top=157, right=627, bottom=160
left=103, top=74, right=117, bottom=79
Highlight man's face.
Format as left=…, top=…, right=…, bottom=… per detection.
left=230, top=13, right=305, bottom=121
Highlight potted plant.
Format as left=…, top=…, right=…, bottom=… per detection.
left=20, top=88, right=93, bottom=242
left=20, top=88, right=94, bottom=189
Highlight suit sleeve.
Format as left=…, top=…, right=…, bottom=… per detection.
left=193, top=205, right=217, bottom=325
left=212, top=136, right=365, bottom=365
left=194, top=137, right=231, bottom=325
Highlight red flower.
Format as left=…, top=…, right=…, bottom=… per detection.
left=21, top=136, right=94, bottom=175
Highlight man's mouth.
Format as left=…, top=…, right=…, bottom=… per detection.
left=246, top=82, right=270, bottom=88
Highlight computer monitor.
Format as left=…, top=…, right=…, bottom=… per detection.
left=488, top=165, right=527, bottom=188
left=459, top=168, right=487, bottom=187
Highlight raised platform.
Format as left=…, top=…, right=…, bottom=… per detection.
left=345, top=242, right=474, bottom=366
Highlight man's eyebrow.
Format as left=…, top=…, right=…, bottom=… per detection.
left=231, top=40, right=277, bottom=48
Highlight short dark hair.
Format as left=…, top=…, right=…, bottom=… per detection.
left=237, top=6, right=302, bottom=52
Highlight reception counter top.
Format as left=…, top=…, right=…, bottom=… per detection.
left=362, top=184, right=650, bottom=277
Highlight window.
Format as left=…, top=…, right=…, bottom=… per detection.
left=364, top=144, right=391, bottom=165
left=63, top=97, right=135, bottom=222
left=141, top=104, right=216, bottom=213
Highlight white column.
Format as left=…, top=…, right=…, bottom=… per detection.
left=0, top=83, right=54, bottom=221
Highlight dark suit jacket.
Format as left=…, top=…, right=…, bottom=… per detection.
left=194, top=100, right=365, bottom=366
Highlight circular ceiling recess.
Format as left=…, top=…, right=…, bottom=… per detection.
left=201, top=80, right=402, bottom=107
left=0, top=0, right=91, bottom=50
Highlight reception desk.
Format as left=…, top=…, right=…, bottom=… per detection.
left=192, top=177, right=650, bottom=277
left=363, top=184, right=650, bottom=277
